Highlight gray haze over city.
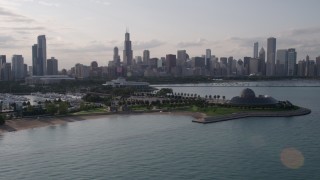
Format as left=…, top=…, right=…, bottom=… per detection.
left=1, top=0, right=320, bottom=70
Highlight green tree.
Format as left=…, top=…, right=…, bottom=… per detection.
left=0, top=115, right=5, bottom=126
left=46, top=103, right=58, bottom=115
left=59, top=102, right=69, bottom=115
left=156, top=88, right=173, bottom=97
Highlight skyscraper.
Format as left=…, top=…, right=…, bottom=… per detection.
left=316, top=56, right=320, bottom=77
left=305, top=55, right=310, bottom=76
left=205, top=49, right=211, bottom=71
left=32, top=44, right=38, bottom=75
left=123, top=31, right=133, bottom=66
left=47, top=57, right=58, bottom=75
left=266, top=37, right=276, bottom=76
left=254, top=42, right=259, bottom=58
left=3, top=63, right=12, bottom=81
left=0, top=55, right=6, bottom=80
left=177, top=50, right=187, bottom=67
left=259, top=47, right=266, bottom=75
left=276, top=49, right=288, bottom=76
left=143, top=50, right=150, bottom=65
left=37, top=35, right=47, bottom=75
left=12, top=55, right=25, bottom=80
left=166, top=54, right=176, bottom=73
left=113, top=47, right=120, bottom=66
left=287, top=48, right=297, bottom=76
left=33, top=35, right=47, bottom=76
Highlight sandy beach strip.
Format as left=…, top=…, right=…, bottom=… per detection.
left=0, top=111, right=205, bottom=133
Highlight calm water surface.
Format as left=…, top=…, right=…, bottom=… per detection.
left=0, top=83, right=319, bottom=179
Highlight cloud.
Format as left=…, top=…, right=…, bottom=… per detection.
left=0, top=35, right=14, bottom=42
left=38, top=1, right=60, bottom=7
left=91, top=0, right=111, bottom=6
left=53, top=41, right=114, bottom=53
left=282, top=27, right=320, bottom=37
left=133, top=39, right=165, bottom=50
left=0, top=35, right=27, bottom=49
left=0, top=26, right=45, bottom=30
left=177, top=38, right=207, bottom=48
left=0, top=7, right=34, bottom=22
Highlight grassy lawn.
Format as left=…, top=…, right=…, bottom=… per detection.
left=186, top=105, right=300, bottom=116
left=72, top=108, right=108, bottom=115
left=187, top=106, right=244, bottom=116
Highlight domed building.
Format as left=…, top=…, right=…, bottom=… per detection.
left=229, top=88, right=278, bottom=106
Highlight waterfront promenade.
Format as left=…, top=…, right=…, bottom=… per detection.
left=192, top=107, right=312, bottom=124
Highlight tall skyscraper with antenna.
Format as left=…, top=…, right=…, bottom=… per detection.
left=123, top=30, right=133, bottom=66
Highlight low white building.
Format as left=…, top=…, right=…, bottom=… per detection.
left=103, top=77, right=149, bottom=89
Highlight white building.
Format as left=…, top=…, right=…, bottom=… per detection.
left=103, top=77, right=149, bottom=89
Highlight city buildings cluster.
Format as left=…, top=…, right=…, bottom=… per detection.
left=1, top=32, right=320, bottom=84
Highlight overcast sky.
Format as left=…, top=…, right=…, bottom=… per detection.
left=1, top=0, right=320, bottom=69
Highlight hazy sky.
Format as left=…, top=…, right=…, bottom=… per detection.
left=1, top=0, right=320, bottom=69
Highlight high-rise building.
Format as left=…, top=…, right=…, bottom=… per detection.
left=12, top=55, right=25, bottom=80
left=266, top=37, right=276, bottom=76
left=123, top=31, right=133, bottom=66
left=0, top=55, right=6, bottom=65
left=276, top=49, right=288, bottom=76
left=37, top=35, right=47, bottom=75
left=250, top=58, right=259, bottom=75
left=32, top=35, right=47, bottom=76
left=47, top=57, right=58, bottom=75
left=32, top=44, right=38, bottom=75
left=316, top=56, right=320, bottom=76
left=254, top=42, right=259, bottom=58
left=287, top=48, right=297, bottom=76
left=305, top=55, right=310, bottom=76
left=135, top=56, right=142, bottom=64
left=193, top=57, right=205, bottom=68
left=0, top=55, right=6, bottom=80
left=113, top=47, right=120, bottom=66
left=205, top=49, right=212, bottom=71
left=143, top=50, right=150, bottom=65
left=165, top=54, right=176, bottom=73
left=177, top=50, right=187, bottom=67
left=243, top=57, right=251, bottom=75
left=227, top=56, right=233, bottom=76
left=3, top=63, right=12, bottom=81
left=258, top=47, right=266, bottom=75
left=297, top=60, right=306, bottom=77
left=24, top=64, right=28, bottom=77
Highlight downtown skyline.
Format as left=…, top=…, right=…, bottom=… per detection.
left=1, top=0, right=320, bottom=69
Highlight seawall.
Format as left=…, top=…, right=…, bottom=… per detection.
left=192, top=107, right=311, bottom=124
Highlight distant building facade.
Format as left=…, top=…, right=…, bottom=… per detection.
left=287, top=48, right=297, bottom=76
left=47, top=57, right=58, bottom=75
left=12, top=55, right=25, bottom=80
left=33, top=35, right=47, bottom=76
left=266, top=37, right=276, bottom=76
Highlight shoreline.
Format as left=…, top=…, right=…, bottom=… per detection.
left=0, top=111, right=206, bottom=134
left=193, top=107, right=311, bottom=124
left=0, top=107, right=311, bottom=133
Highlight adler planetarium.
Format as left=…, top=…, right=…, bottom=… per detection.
left=228, top=88, right=279, bottom=106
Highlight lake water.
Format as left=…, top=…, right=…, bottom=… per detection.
left=0, top=82, right=320, bottom=179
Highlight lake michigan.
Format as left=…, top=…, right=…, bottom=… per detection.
left=0, top=81, right=319, bottom=179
